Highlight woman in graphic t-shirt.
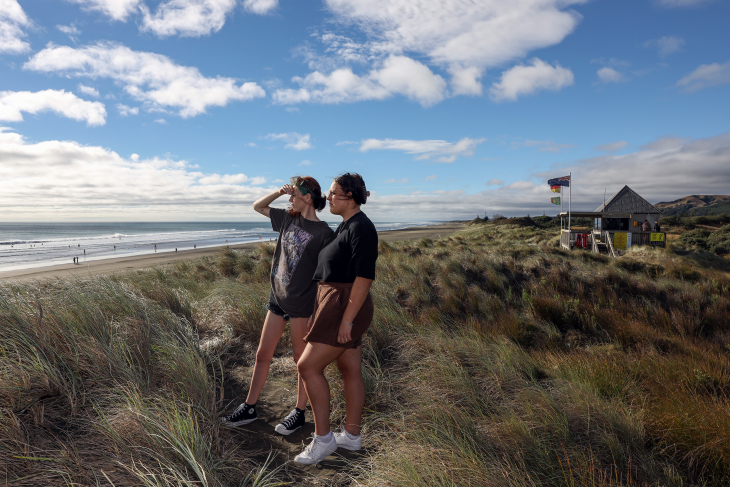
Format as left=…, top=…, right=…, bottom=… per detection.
left=220, top=176, right=333, bottom=436
left=294, top=173, right=378, bottom=465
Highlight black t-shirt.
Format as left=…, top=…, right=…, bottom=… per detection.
left=269, top=208, right=333, bottom=317
left=313, top=211, right=378, bottom=283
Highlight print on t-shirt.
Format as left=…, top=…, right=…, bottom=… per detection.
left=273, top=224, right=313, bottom=287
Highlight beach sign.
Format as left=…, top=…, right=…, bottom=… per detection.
left=613, top=232, right=628, bottom=250
left=650, top=233, right=665, bottom=242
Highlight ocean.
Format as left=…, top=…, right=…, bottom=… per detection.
left=0, top=221, right=432, bottom=272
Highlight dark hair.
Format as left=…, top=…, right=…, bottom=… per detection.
left=291, top=176, right=326, bottom=212
left=334, top=173, right=369, bottom=205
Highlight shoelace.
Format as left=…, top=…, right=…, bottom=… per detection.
left=304, top=435, right=318, bottom=454
left=228, top=404, right=249, bottom=421
left=281, top=410, right=300, bottom=428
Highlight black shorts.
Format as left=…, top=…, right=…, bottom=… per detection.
left=266, top=299, right=291, bottom=321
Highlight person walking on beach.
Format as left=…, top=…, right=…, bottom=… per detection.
left=220, top=176, right=332, bottom=435
left=294, top=173, right=377, bottom=465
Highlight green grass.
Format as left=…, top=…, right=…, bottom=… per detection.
left=2, top=224, right=730, bottom=486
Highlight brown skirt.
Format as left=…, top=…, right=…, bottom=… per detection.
left=304, top=282, right=374, bottom=349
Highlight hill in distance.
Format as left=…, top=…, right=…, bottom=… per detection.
left=654, top=194, right=730, bottom=216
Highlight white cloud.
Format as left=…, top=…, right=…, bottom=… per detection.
left=323, top=0, right=586, bottom=75
left=140, top=0, right=237, bottom=38
left=273, top=55, right=446, bottom=106
left=596, top=67, right=626, bottom=83
left=449, top=66, right=483, bottom=96
left=424, top=175, right=437, bottom=181
left=243, top=0, right=278, bottom=14
left=336, top=140, right=357, bottom=146
left=676, top=61, right=730, bottom=92
left=0, top=90, right=106, bottom=126
left=359, top=137, right=484, bottom=163
left=78, top=84, right=100, bottom=97
left=486, top=179, right=504, bottom=186
left=299, top=159, right=312, bottom=166
left=25, top=42, right=266, bottom=118
left=595, top=140, right=629, bottom=152
left=57, top=24, right=81, bottom=42
left=644, top=36, right=685, bottom=57
left=0, top=0, right=30, bottom=54
left=154, top=118, right=167, bottom=124
left=490, top=58, right=574, bottom=101
left=265, top=132, right=312, bottom=150
left=385, top=178, right=408, bottom=183
left=116, top=104, right=139, bottom=116
left=65, top=0, right=142, bottom=21
left=0, top=128, right=271, bottom=219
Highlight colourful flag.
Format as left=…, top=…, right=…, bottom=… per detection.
left=551, top=197, right=561, bottom=205
left=547, top=176, right=571, bottom=187
left=550, top=185, right=561, bottom=193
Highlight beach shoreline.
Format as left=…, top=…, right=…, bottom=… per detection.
left=0, top=222, right=464, bottom=281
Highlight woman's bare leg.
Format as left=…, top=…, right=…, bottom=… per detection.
left=289, top=317, right=310, bottom=410
left=297, top=342, right=348, bottom=436
left=246, top=311, right=286, bottom=405
left=336, top=346, right=364, bottom=436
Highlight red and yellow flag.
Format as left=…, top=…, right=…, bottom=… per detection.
left=550, top=185, right=561, bottom=193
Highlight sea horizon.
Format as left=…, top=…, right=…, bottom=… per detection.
left=0, top=220, right=438, bottom=272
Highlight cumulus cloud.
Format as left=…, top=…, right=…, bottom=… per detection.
left=486, top=179, right=504, bottom=186
left=154, top=118, right=167, bottom=124
left=78, top=84, right=99, bottom=97
left=64, top=0, right=142, bottom=21
left=116, top=104, right=139, bottom=116
left=595, top=140, right=629, bottom=152
left=24, top=42, right=265, bottom=118
left=644, top=36, right=685, bottom=57
left=0, top=0, right=31, bottom=54
left=323, top=0, right=585, bottom=93
left=490, top=58, right=574, bottom=101
left=57, top=24, right=81, bottom=42
left=676, top=61, right=730, bottom=92
left=0, top=128, right=271, bottom=219
left=273, top=55, right=446, bottom=106
left=243, top=0, right=278, bottom=14
left=265, top=132, right=312, bottom=150
left=424, top=175, right=437, bottom=181
left=359, top=137, right=484, bottom=163
left=0, top=90, right=106, bottom=126
left=140, top=0, right=237, bottom=37
left=596, top=67, right=626, bottom=83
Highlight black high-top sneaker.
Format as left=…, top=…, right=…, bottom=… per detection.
left=274, top=408, right=306, bottom=435
left=220, top=402, right=258, bottom=427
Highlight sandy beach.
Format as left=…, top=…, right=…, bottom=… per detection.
left=0, top=222, right=464, bottom=281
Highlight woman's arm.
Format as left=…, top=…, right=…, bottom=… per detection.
left=253, top=185, right=292, bottom=218
left=337, top=276, right=373, bottom=344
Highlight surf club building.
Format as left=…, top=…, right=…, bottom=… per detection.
left=558, top=185, right=665, bottom=256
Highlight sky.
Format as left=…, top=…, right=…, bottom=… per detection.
left=0, top=0, right=729, bottom=222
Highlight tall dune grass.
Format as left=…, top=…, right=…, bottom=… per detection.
left=2, top=226, right=729, bottom=485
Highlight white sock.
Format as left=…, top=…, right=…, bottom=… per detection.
left=316, top=431, right=333, bottom=442
left=345, top=429, right=360, bottom=439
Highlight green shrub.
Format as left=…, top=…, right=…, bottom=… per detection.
left=678, top=228, right=711, bottom=249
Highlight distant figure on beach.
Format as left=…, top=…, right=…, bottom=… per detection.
left=295, top=173, right=376, bottom=465
left=154, top=244, right=157, bottom=252
left=175, top=248, right=177, bottom=252
left=221, top=176, right=332, bottom=440
left=194, top=244, right=196, bottom=249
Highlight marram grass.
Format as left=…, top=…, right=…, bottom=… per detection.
left=1, top=223, right=729, bottom=486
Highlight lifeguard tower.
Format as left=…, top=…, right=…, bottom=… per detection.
left=559, top=185, right=666, bottom=256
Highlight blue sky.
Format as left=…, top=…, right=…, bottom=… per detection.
left=1, top=0, right=728, bottom=222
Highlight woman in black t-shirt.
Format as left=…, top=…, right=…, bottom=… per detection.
left=294, top=173, right=378, bottom=465
left=220, top=176, right=332, bottom=437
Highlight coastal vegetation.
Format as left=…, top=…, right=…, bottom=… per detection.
left=1, top=222, right=729, bottom=486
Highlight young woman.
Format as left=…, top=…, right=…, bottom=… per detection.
left=220, top=176, right=333, bottom=435
left=294, top=173, right=378, bottom=465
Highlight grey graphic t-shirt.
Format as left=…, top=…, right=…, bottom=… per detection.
left=269, top=208, right=333, bottom=318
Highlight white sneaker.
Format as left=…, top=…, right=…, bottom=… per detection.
left=294, top=434, right=337, bottom=465
left=334, top=428, right=362, bottom=451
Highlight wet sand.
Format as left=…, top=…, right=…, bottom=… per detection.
left=0, top=222, right=464, bottom=281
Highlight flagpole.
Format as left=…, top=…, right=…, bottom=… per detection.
left=568, top=172, right=572, bottom=232
left=560, top=186, right=563, bottom=230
